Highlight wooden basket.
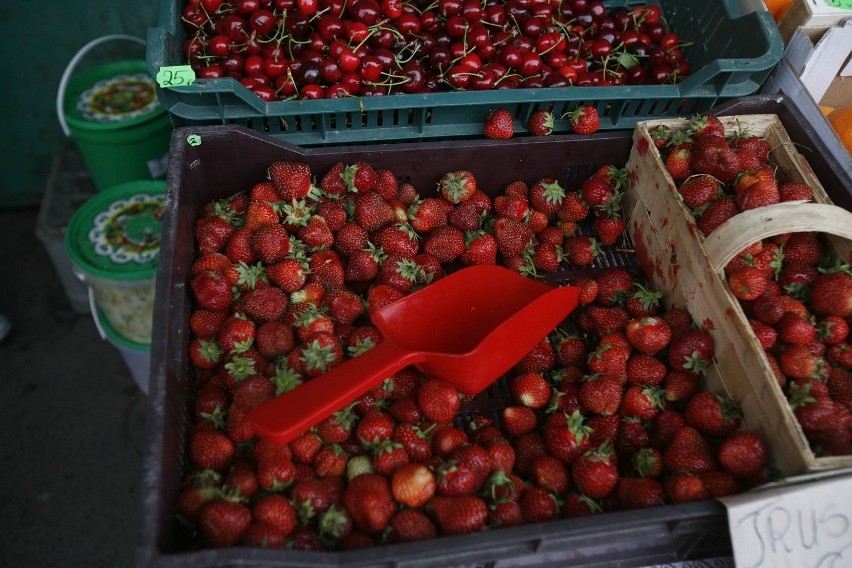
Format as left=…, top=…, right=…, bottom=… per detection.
left=624, top=114, right=852, bottom=476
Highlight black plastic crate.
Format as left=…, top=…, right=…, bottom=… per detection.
left=137, top=94, right=851, bottom=567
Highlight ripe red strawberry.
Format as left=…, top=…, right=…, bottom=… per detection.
left=810, top=271, right=852, bottom=318
left=731, top=129, right=770, bottom=161
left=408, top=197, right=449, bottom=233
left=717, top=431, right=767, bottom=480
left=493, top=194, right=530, bottom=221
left=783, top=232, right=823, bottom=266
left=580, top=177, right=614, bottom=208
left=241, top=285, right=288, bottom=322
left=626, top=352, right=667, bottom=386
left=667, top=328, right=713, bottom=373
left=366, top=284, right=404, bottom=313
left=594, top=268, right=633, bottom=306
left=373, top=223, right=419, bottom=258
left=529, top=241, right=563, bottom=272
left=371, top=439, right=409, bottom=476
left=484, top=108, right=514, bottom=139
left=188, top=338, right=223, bottom=370
left=778, top=344, right=822, bottom=379
left=250, top=223, right=290, bottom=264
left=696, top=196, right=737, bottom=236
left=217, top=315, right=256, bottom=353
left=647, top=124, right=672, bottom=149
left=819, top=315, right=850, bottom=345
left=519, top=486, right=559, bottom=523
left=528, top=178, right=565, bottom=215
left=460, top=230, right=498, bottom=266
left=664, top=426, right=716, bottom=474
left=665, top=146, right=692, bottom=182
left=616, top=477, right=666, bottom=510
left=192, top=269, right=233, bottom=312
left=386, top=509, right=437, bottom=543
left=689, top=114, right=725, bottom=139
left=439, top=170, right=477, bottom=204
left=500, top=406, right=538, bottom=437
left=563, top=235, right=600, bottom=266
left=418, top=378, right=461, bottom=424
left=252, top=493, right=297, bottom=537
left=422, top=225, right=466, bottom=263
left=342, top=161, right=377, bottom=193
left=269, top=161, right=313, bottom=201
left=354, top=192, right=393, bottom=232
left=492, top=217, right=533, bottom=258
left=625, top=316, right=672, bottom=354
left=678, top=175, right=721, bottom=210
left=198, top=499, right=252, bottom=548
left=543, top=410, right=591, bottom=464
left=190, top=427, right=235, bottom=472
left=256, top=451, right=297, bottom=491
left=749, top=319, right=777, bottom=349
left=572, top=442, right=618, bottom=499
left=683, top=391, right=741, bottom=438
left=393, top=424, right=433, bottom=463
left=343, top=473, right=395, bottom=533
left=621, top=385, right=666, bottom=421
left=727, top=266, right=769, bottom=301
left=566, top=105, right=600, bottom=134
left=665, top=473, right=710, bottom=504
left=779, top=182, right=814, bottom=202
left=298, top=331, right=344, bottom=377
left=594, top=212, right=625, bottom=247
left=776, top=311, right=817, bottom=345
left=390, top=463, right=436, bottom=508
left=585, top=306, right=630, bottom=337
left=737, top=179, right=780, bottom=211
left=266, top=258, right=308, bottom=293
left=195, top=215, right=235, bottom=255
left=527, top=109, right=554, bottom=136
left=578, top=375, right=623, bottom=415
left=244, top=200, right=279, bottom=232
left=558, top=191, right=590, bottom=223
left=430, top=495, right=488, bottom=535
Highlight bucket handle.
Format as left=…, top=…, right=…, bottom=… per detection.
left=57, top=34, right=147, bottom=137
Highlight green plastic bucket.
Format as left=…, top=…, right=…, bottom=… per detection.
left=58, top=36, right=172, bottom=192
left=65, top=180, right=166, bottom=345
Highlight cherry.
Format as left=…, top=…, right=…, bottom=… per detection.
left=182, top=6, right=210, bottom=30
left=326, top=83, right=352, bottom=98
left=359, top=56, right=383, bottom=82
left=462, top=0, right=483, bottom=22
left=244, top=54, right=265, bottom=75
left=263, top=55, right=290, bottom=78
left=252, top=84, right=277, bottom=101
left=483, top=4, right=506, bottom=26
left=222, top=53, right=245, bottom=75
left=439, top=0, right=463, bottom=17
left=207, top=34, right=232, bottom=58
left=316, top=14, right=344, bottom=41
left=396, top=12, right=421, bottom=36
left=249, top=9, right=276, bottom=35
left=351, top=0, right=381, bottom=25
left=218, top=14, right=249, bottom=42
left=301, top=84, right=326, bottom=98
left=519, top=51, right=543, bottom=76
left=201, top=0, right=225, bottom=13
left=401, top=62, right=426, bottom=92
left=381, top=0, right=403, bottom=19
left=338, top=48, right=361, bottom=73
left=469, top=67, right=496, bottom=90
left=322, top=58, right=344, bottom=82
left=660, top=33, right=680, bottom=50
left=297, top=0, right=319, bottom=16
left=341, top=72, right=363, bottom=94
left=198, top=64, right=225, bottom=78
left=235, top=0, right=261, bottom=14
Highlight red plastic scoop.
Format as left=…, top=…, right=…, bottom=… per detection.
left=249, top=265, right=580, bottom=443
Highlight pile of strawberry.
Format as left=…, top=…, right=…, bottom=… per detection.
left=179, top=156, right=769, bottom=550
left=725, top=234, right=852, bottom=457
left=652, top=114, right=852, bottom=457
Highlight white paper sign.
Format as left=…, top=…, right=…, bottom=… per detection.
left=722, top=474, right=852, bottom=568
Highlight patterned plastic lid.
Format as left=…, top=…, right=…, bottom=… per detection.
left=76, top=73, right=160, bottom=123
left=66, top=180, right=166, bottom=281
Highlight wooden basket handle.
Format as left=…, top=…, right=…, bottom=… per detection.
left=703, top=202, right=852, bottom=273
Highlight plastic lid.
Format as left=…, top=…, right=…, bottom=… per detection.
left=66, top=180, right=166, bottom=281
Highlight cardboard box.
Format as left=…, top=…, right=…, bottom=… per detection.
left=783, top=18, right=852, bottom=105
left=778, top=0, right=852, bottom=41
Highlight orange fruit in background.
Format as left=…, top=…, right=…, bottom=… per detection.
left=765, top=0, right=793, bottom=22
left=820, top=105, right=835, bottom=117
left=826, top=105, right=852, bottom=155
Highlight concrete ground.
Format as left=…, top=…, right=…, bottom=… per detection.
left=0, top=206, right=146, bottom=567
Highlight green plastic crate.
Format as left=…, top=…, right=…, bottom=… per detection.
left=146, top=0, right=782, bottom=145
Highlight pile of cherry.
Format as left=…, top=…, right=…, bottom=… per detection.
left=180, top=0, right=692, bottom=101
left=178, top=147, right=772, bottom=551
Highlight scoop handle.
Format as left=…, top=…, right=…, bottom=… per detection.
left=249, top=339, right=424, bottom=444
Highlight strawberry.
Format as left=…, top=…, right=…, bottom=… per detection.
left=483, top=108, right=514, bottom=139
left=519, top=486, right=559, bottom=523
left=783, top=232, right=823, bottom=266
left=430, top=495, right=488, bottom=535
left=192, top=269, right=233, bottom=312
left=565, top=105, right=600, bottom=134
left=251, top=493, right=297, bottom=537
left=422, top=225, right=466, bottom=263
left=572, top=442, right=618, bottom=499
left=701, top=470, right=741, bottom=498
left=717, top=431, right=767, bottom=480
left=585, top=306, right=630, bottom=337
left=779, top=182, right=814, bottom=202
left=461, top=230, right=498, bottom=266
left=195, top=215, right=235, bottom=255
left=265, top=258, right=307, bottom=293
left=563, top=235, right=600, bottom=266
left=500, top=405, right=538, bottom=437
left=372, top=169, right=399, bottom=201
left=371, top=439, right=409, bottom=476
left=190, top=428, right=235, bottom=472
left=244, top=200, right=279, bottom=233
left=580, top=177, right=614, bottom=208
left=626, top=352, right=667, bottom=386
left=625, top=316, right=672, bottom=355
left=417, top=378, right=461, bottom=424
left=373, top=223, right=419, bottom=258
left=354, top=192, right=393, bottom=232
left=510, top=371, right=552, bottom=409
left=256, top=451, right=297, bottom=491
left=664, top=426, right=716, bottom=474
left=678, top=175, right=721, bottom=210
left=241, top=285, right=288, bottom=322
left=528, top=455, right=569, bottom=493
left=188, top=338, right=223, bottom=370
left=387, top=509, right=437, bottom=543
left=343, top=473, right=395, bottom=533
left=492, top=216, right=533, bottom=259
left=594, top=212, right=625, bottom=247
left=665, top=145, right=692, bottom=182
left=696, top=196, right=737, bottom=236
left=269, top=161, right=314, bottom=201
left=667, top=328, right=713, bottom=373
left=737, top=179, right=780, bottom=211
left=408, top=197, right=449, bottom=233
left=731, top=130, right=770, bottom=162
left=683, top=391, right=741, bottom=438
left=439, top=170, right=477, bottom=204
left=689, top=114, right=725, bottom=139
left=578, top=374, right=623, bottom=415
left=648, top=124, right=672, bottom=149
left=325, top=287, right=365, bottom=325
left=342, top=161, right=377, bottom=193
left=557, top=191, right=590, bottom=223
left=298, top=331, right=344, bottom=377
left=776, top=311, right=817, bottom=345
left=819, top=315, right=850, bottom=345
left=778, top=344, right=823, bottom=379
left=616, top=477, right=666, bottom=510
left=665, top=473, right=710, bottom=503
left=529, top=178, right=565, bottom=215
left=198, top=499, right=252, bottom=547
left=809, top=271, right=852, bottom=318
left=493, top=194, right=530, bottom=221
left=314, top=444, right=349, bottom=478
left=297, top=214, right=334, bottom=252
left=526, top=109, right=554, bottom=136
left=217, top=315, right=255, bottom=353
left=319, top=162, right=348, bottom=197
left=621, top=385, right=666, bottom=421
left=390, top=463, right=436, bottom=507
left=749, top=319, right=777, bottom=349
left=727, top=266, right=769, bottom=301
left=250, top=223, right=290, bottom=264
left=543, top=410, right=591, bottom=464
left=366, top=284, right=403, bottom=313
